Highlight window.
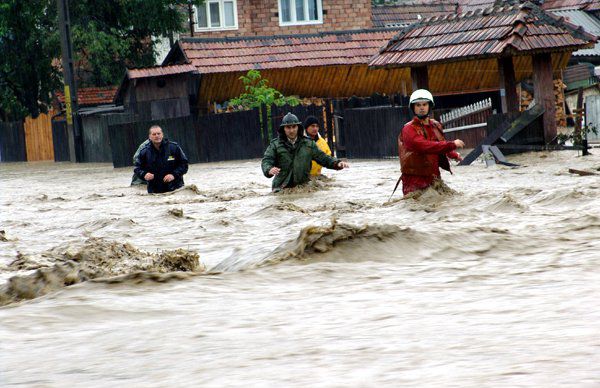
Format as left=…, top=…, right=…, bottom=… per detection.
left=279, top=0, right=322, bottom=25
left=194, top=0, right=237, bottom=31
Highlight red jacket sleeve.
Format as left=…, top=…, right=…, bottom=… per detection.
left=447, top=150, right=461, bottom=160
left=402, top=125, right=457, bottom=155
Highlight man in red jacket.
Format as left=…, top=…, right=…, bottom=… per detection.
left=398, top=89, right=465, bottom=195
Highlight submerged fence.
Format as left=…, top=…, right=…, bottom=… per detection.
left=440, top=98, right=495, bottom=148
left=107, top=109, right=263, bottom=168
left=0, top=121, right=27, bottom=162
left=3, top=91, right=505, bottom=165
left=342, top=106, right=412, bottom=158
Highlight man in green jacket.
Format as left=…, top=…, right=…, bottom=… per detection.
left=262, top=112, right=349, bottom=191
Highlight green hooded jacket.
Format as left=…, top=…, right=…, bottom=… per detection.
left=261, top=136, right=341, bottom=190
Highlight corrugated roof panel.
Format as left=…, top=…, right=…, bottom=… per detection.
left=550, top=9, right=600, bottom=36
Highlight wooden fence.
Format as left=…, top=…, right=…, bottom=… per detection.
left=108, top=115, right=198, bottom=168
left=0, top=121, right=27, bottom=162
left=198, top=108, right=263, bottom=163
left=269, top=102, right=334, bottom=149
left=586, top=94, right=600, bottom=143
left=440, top=98, right=494, bottom=148
left=440, top=98, right=493, bottom=129
left=343, top=106, right=412, bottom=158
left=107, top=109, right=263, bottom=168
left=51, top=120, right=70, bottom=161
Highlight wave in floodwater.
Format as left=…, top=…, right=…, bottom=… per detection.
left=0, top=178, right=543, bottom=306
left=3, top=168, right=600, bottom=307
left=0, top=238, right=204, bottom=306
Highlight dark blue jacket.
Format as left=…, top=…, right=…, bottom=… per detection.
left=134, top=139, right=189, bottom=193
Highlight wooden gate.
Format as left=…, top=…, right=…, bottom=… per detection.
left=24, top=110, right=55, bottom=161
left=343, top=106, right=412, bottom=159
left=586, top=94, right=600, bottom=143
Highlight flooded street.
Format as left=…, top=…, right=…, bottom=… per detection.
left=1, top=151, right=600, bottom=387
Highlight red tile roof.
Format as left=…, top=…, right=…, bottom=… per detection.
left=55, top=86, right=118, bottom=106
left=372, top=2, right=457, bottom=28
left=126, top=64, right=197, bottom=79
left=176, top=29, right=402, bottom=74
left=369, top=3, right=596, bottom=68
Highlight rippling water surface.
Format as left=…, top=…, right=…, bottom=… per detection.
left=1, top=152, right=600, bottom=387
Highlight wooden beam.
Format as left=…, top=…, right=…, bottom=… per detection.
left=411, top=66, right=429, bottom=91
left=532, top=53, right=557, bottom=143
left=497, top=57, right=519, bottom=114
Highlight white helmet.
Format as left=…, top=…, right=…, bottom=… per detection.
left=409, top=89, right=434, bottom=108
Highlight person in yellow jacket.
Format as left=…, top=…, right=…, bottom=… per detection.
left=303, top=116, right=332, bottom=176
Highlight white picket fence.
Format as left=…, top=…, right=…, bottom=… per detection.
left=440, top=98, right=493, bottom=128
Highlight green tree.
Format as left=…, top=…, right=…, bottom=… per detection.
left=0, top=0, right=61, bottom=120
left=229, top=70, right=300, bottom=140
left=0, top=0, right=202, bottom=121
left=68, top=0, right=204, bottom=87
left=230, top=69, right=299, bottom=109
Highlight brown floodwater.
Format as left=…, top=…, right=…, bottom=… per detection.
left=1, top=151, right=599, bottom=387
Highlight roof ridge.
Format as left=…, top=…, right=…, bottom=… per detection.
left=125, top=63, right=193, bottom=70
left=180, top=27, right=404, bottom=44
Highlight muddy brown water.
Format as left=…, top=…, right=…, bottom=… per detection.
left=1, top=152, right=600, bottom=387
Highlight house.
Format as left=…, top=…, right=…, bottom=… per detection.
left=122, top=0, right=597, bottom=121
left=186, top=0, right=372, bottom=37
left=114, top=64, right=199, bottom=120
left=369, top=2, right=596, bottom=142
left=162, top=28, right=406, bottom=110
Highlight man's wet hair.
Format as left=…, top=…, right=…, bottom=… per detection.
left=149, top=125, right=162, bottom=134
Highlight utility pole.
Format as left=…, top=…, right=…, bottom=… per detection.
left=57, top=0, right=81, bottom=162
left=188, top=1, right=195, bottom=37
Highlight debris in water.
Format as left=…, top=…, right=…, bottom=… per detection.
left=186, top=184, right=202, bottom=194
left=155, top=249, right=201, bottom=272
left=273, top=203, right=308, bottom=213
left=260, top=218, right=403, bottom=266
left=0, top=238, right=205, bottom=306
left=568, top=168, right=597, bottom=176
left=168, top=208, right=184, bottom=218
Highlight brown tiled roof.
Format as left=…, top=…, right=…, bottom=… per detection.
left=372, top=2, right=457, bottom=28
left=369, top=3, right=596, bottom=68
left=55, top=86, right=118, bottom=106
left=176, top=29, right=402, bottom=74
left=126, top=64, right=197, bottom=79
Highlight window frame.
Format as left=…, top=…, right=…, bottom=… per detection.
left=278, top=0, right=323, bottom=26
left=193, top=0, right=238, bottom=32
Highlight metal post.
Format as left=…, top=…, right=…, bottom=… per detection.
left=188, top=1, right=195, bottom=37
left=57, top=0, right=81, bottom=162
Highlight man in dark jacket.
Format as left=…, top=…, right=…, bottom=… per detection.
left=261, top=112, right=348, bottom=192
left=134, top=125, right=189, bottom=193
